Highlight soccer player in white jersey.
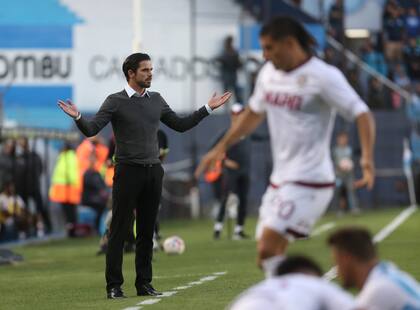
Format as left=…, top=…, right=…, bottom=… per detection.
left=195, top=16, right=375, bottom=276
left=328, top=227, right=420, bottom=310
left=229, top=255, right=356, bottom=310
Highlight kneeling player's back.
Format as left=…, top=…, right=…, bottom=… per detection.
left=356, top=262, right=420, bottom=310
left=229, top=274, right=355, bottom=310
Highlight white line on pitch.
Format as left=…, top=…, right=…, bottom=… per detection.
left=311, top=222, right=336, bottom=237
left=123, top=271, right=227, bottom=310
left=187, top=281, right=203, bottom=286
left=159, top=291, right=178, bottom=297
left=373, top=205, right=417, bottom=243
left=323, top=206, right=417, bottom=281
left=136, top=299, right=161, bottom=306
left=154, top=272, right=208, bottom=279
left=199, top=276, right=218, bottom=282
left=173, top=285, right=191, bottom=290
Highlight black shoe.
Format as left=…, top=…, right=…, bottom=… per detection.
left=233, top=231, right=250, bottom=240
left=107, top=287, right=126, bottom=299
left=137, top=283, right=162, bottom=296
left=213, top=230, right=221, bottom=240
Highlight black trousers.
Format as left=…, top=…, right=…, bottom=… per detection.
left=216, top=171, right=249, bottom=226
left=85, top=202, right=106, bottom=233
left=61, top=203, right=77, bottom=237
left=106, top=163, right=163, bottom=291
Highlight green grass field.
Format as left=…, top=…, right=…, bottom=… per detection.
left=1, top=207, right=419, bottom=310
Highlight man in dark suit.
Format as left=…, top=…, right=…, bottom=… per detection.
left=58, top=53, right=231, bottom=299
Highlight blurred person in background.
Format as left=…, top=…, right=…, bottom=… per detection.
left=404, top=7, right=420, bottom=39
left=49, top=142, right=81, bottom=238
left=15, top=138, right=52, bottom=235
left=393, top=63, right=411, bottom=89
left=196, top=16, right=375, bottom=278
left=58, top=52, right=231, bottom=299
left=361, top=39, right=388, bottom=77
left=77, top=135, right=109, bottom=178
left=213, top=103, right=251, bottom=240
left=328, top=0, right=345, bottom=44
left=217, top=35, right=243, bottom=105
left=81, top=154, right=109, bottom=234
left=0, top=181, right=28, bottom=241
left=383, top=1, right=405, bottom=63
left=328, top=227, right=420, bottom=310
left=403, top=37, right=420, bottom=83
left=153, top=129, right=169, bottom=245
left=367, top=77, right=393, bottom=109
left=346, top=68, right=364, bottom=98
left=0, top=140, right=16, bottom=192
left=333, top=132, right=359, bottom=216
left=228, top=255, right=355, bottom=310
left=406, top=84, right=420, bottom=202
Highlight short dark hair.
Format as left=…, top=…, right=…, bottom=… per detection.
left=260, top=16, right=316, bottom=53
left=328, top=227, right=377, bottom=262
left=276, top=255, right=323, bottom=276
left=122, top=53, right=151, bottom=81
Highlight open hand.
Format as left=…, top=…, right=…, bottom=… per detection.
left=207, top=92, right=232, bottom=110
left=58, top=99, right=79, bottom=118
left=194, top=146, right=226, bottom=179
left=354, top=159, right=375, bottom=190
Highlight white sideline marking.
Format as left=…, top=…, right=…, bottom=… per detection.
left=323, top=206, right=417, bottom=280
left=373, top=206, right=417, bottom=243
left=199, top=276, right=217, bottom=282
left=137, top=299, right=161, bottom=305
left=123, top=271, right=227, bottom=309
left=188, top=281, right=203, bottom=285
left=160, top=291, right=177, bottom=297
left=173, top=286, right=191, bottom=290
left=154, top=273, right=207, bottom=279
left=311, top=222, right=336, bottom=237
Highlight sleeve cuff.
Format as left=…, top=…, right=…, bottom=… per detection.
left=74, top=112, right=82, bottom=121
left=204, top=104, right=213, bottom=114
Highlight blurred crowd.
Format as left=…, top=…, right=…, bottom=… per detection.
left=327, top=0, right=420, bottom=110
left=0, top=135, right=114, bottom=242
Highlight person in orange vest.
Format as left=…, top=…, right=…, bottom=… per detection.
left=76, top=136, right=109, bottom=179
left=82, top=154, right=109, bottom=234
left=104, top=134, right=116, bottom=187
left=49, top=142, right=81, bottom=237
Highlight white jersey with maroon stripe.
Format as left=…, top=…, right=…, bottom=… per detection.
left=228, top=274, right=356, bottom=310
left=249, top=57, right=369, bottom=185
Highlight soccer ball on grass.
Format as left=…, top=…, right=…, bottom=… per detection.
left=162, top=236, right=185, bottom=255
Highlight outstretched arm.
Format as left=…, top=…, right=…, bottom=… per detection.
left=58, top=98, right=114, bottom=137
left=161, top=92, right=231, bottom=132
left=354, top=111, right=376, bottom=189
left=195, top=107, right=265, bottom=178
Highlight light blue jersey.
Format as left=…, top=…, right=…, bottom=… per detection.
left=356, top=261, right=420, bottom=310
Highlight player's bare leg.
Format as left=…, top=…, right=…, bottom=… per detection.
left=257, top=227, right=289, bottom=277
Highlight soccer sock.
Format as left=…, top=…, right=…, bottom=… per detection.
left=214, top=222, right=223, bottom=231
left=261, top=255, right=285, bottom=278
left=234, top=225, right=243, bottom=234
